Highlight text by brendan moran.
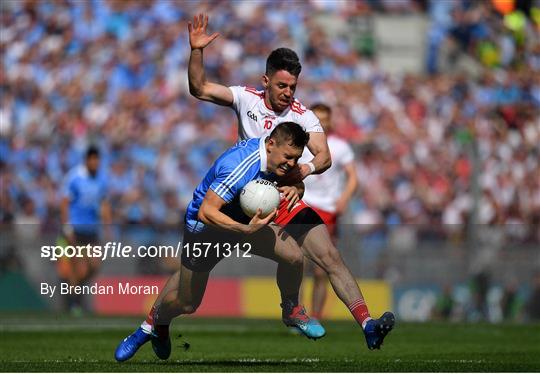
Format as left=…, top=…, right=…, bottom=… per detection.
left=40, top=282, right=159, bottom=298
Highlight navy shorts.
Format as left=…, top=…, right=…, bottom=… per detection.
left=180, top=225, right=245, bottom=273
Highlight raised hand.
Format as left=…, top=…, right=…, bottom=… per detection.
left=188, top=13, right=219, bottom=50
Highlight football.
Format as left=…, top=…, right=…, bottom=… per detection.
left=240, top=179, right=280, bottom=218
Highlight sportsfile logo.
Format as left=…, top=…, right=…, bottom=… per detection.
left=40, top=241, right=252, bottom=261
left=40, top=242, right=181, bottom=261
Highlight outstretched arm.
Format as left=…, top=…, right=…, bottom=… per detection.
left=335, top=162, right=358, bottom=215
left=60, top=196, right=75, bottom=245
left=188, top=13, right=233, bottom=106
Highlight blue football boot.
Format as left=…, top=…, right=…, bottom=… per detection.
left=363, top=311, right=395, bottom=350
left=151, top=325, right=171, bottom=360
left=281, top=302, right=326, bottom=340
left=114, top=327, right=151, bottom=362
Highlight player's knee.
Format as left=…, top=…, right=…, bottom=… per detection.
left=287, top=249, right=304, bottom=267
left=179, top=303, right=199, bottom=315
left=278, top=243, right=304, bottom=267
left=281, top=254, right=303, bottom=269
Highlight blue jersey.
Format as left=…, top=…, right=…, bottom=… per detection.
left=61, top=165, right=108, bottom=234
left=185, top=137, right=274, bottom=233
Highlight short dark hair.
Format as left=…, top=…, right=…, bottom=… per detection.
left=310, top=103, right=331, bottom=115
left=266, top=48, right=302, bottom=77
left=269, top=122, right=309, bottom=150
left=86, top=145, right=100, bottom=159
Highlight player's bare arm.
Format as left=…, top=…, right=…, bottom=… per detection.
left=335, top=162, right=358, bottom=215
left=60, top=196, right=75, bottom=244
left=301, top=132, right=332, bottom=178
left=188, top=13, right=233, bottom=106
left=100, top=200, right=113, bottom=241
left=198, top=189, right=276, bottom=234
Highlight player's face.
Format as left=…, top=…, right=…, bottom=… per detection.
left=263, top=70, right=297, bottom=112
left=86, top=155, right=100, bottom=176
left=313, top=109, right=332, bottom=132
left=266, top=139, right=303, bottom=177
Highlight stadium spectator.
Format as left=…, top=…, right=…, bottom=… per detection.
left=432, top=284, right=455, bottom=321
left=500, top=281, right=521, bottom=321
left=526, top=271, right=540, bottom=321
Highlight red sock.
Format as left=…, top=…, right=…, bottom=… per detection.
left=348, top=299, right=371, bottom=328
left=140, top=306, right=155, bottom=334
left=143, top=306, right=169, bottom=338
left=145, top=306, right=156, bottom=326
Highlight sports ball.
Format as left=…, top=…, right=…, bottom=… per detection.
left=240, top=179, right=280, bottom=218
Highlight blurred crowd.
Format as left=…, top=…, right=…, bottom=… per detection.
left=1, top=0, right=539, bottom=246
left=430, top=270, right=540, bottom=323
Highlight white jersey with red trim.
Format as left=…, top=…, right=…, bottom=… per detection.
left=229, top=86, right=323, bottom=140
left=302, top=134, right=355, bottom=213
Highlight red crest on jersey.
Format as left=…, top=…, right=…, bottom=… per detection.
left=244, top=87, right=264, bottom=98
left=290, top=100, right=306, bottom=115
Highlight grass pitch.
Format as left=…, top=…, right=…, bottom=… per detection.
left=0, top=315, right=539, bottom=372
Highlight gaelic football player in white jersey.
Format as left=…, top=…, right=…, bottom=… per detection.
left=302, top=103, right=359, bottom=321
